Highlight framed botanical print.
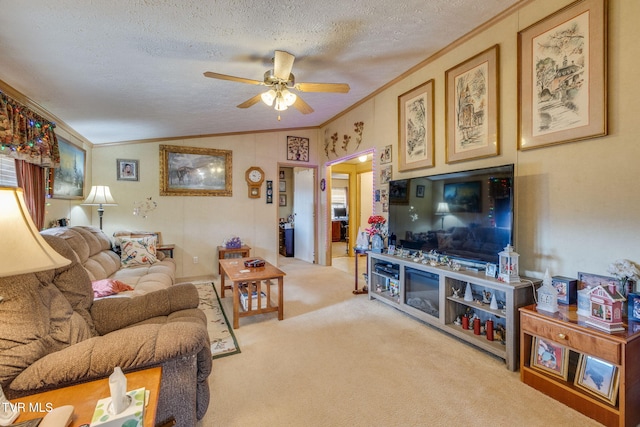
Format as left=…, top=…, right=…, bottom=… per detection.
left=50, top=138, right=86, bottom=199
left=398, top=80, right=434, bottom=171
left=287, top=136, right=309, bottom=162
left=445, top=45, right=500, bottom=163
left=159, top=144, right=232, bottom=196
left=518, top=0, right=607, bottom=150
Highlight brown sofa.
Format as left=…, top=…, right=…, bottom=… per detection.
left=41, top=226, right=175, bottom=295
left=0, top=233, right=212, bottom=426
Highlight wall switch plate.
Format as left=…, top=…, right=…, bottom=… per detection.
left=193, top=256, right=199, bottom=264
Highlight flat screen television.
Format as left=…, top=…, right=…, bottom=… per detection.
left=387, top=164, right=514, bottom=267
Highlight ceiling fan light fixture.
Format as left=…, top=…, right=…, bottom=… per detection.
left=281, top=88, right=297, bottom=106
left=261, top=89, right=276, bottom=106
left=274, top=93, right=288, bottom=111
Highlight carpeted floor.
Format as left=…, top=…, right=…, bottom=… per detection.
left=197, top=257, right=603, bottom=427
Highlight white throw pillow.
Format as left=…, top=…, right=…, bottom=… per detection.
left=120, top=236, right=158, bottom=267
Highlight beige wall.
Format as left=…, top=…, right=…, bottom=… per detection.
left=318, top=0, right=640, bottom=280
left=45, top=0, right=639, bottom=282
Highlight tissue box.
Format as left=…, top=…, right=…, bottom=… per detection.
left=90, top=387, right=146, bottom=427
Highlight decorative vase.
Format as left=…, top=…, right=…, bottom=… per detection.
left=371, top=234, right=384, bottom=253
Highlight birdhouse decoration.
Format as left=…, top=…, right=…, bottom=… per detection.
left=498, top=245, right=520, bottom=283
left=585, top=283, right=626, bottom=333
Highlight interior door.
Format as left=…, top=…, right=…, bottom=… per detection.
left=293, top=167, right=315, bottom=263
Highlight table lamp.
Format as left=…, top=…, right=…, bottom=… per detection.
left=82, top=185, right=118, bottom=230
left=435, top=202, right=450, bottom=230
left=0, top=186, right=72, bottom=424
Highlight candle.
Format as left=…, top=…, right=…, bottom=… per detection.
left=462, top=315, right=469, bottom=330
left=486, top=319, right=494, bottom=341
left=473, top=317, right=481, bottom=335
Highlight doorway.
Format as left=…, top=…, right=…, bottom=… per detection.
left=277, top=165, right=316, bottom=265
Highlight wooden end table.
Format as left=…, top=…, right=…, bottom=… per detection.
left=11, top=366, right=162, bottom=427
left=217, top=245, right=251, bottom=276
left=157, top=243, right=175, bottom=258
left=219, top=257, right=285, bottom=329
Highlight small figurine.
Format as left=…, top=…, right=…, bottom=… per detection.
left=482, top=290, right=492, bottom=304
left=452, top=287, right=461, bottom=298
left=454, top=316, right=462, bottom=326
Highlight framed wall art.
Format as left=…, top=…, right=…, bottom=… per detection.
left=518, top=0, right=607, bottom=150
left=117, top=159, right=139, bottom=181
left=50, top=138, right=86, bottom=199
left=445, top=45, right=500, bottom=163
left=530, top=336, right=569, bottom=380
left=279, top=194, right=287, bottom=206
left=380, top=144, right=392, bottom=165
left=287, top=136, right=309, bottom=162
left=159, top=144, right=232, bottom=196
left=398, top=80, right=434, bottom=171
left=574, top=354, right=619, bottom=405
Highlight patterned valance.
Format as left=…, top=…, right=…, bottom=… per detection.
left=0, top=92, right=60, bottom=167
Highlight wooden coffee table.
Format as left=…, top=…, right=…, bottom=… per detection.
left=11, top=366, right=162, bottom=427
left=219, top=257, right=285, bottom=329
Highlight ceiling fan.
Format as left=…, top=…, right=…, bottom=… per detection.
left=204, top=50, right=350, bottom=115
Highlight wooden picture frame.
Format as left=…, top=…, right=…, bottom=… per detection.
left=279, top=180, right=286, bottom=192
left=159, top=144, right=232, bottom=196
left=398, top=80, right=435, bottom=171
left=380, top=144, right=392, bottom=165
left=445, top=45, right=500, bottom=164
left=574, top=354, right=619, bottom=405
left=530, top=336, right=569, bottom=380
left=279, top=194, right=287, bottom=206
left=50, top=138, right=86, bottom=199
left=117, top=159, right=139, bottom=181
left=287, top=136, right=309, bottom=162
left=518, top=0, right=607, bottom=150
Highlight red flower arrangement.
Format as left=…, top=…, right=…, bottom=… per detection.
left=365, top=215, right=387, bottom=237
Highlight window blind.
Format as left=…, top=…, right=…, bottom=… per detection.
left=0, top=156, right=17, bottom=186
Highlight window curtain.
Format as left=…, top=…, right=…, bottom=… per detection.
left=0, top=91, right=60, bottom=168
left=15, top=160, right=46, bottom=230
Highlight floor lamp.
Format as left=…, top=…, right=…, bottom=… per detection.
left=435, top=202, right=450, bottom=230
left=82, top=185, right=118, bottom=230
left=0, top=186, right=72, bottom=424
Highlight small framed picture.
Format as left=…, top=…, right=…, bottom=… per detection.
left=574, top=354, right=619, bottom=405
left=530, top=336, right=569, bottom=380
left=552, top=276, right=577, bottom=305
left=485, top=263, right=497, bottom=278
left=117, top=159, right=139, bottom=181
left=266, top=180, right=273, bottom=204
left=416, top=185, right=425, bottom=198
left=279, top=180, right=286, bottom=192
left=279, top=194, right=287, bottom=207
left=387, top=245, right=396, bottom=255
left=628, top=293, right=640, bottom=321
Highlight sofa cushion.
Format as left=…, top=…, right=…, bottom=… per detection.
left=120, top=236, right=158, bottom=267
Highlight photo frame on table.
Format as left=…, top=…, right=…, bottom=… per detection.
left=159, top=144, right=232, bottom=196
left=574, top=354, right=619, bottom=405
left=286, top=136, right=309, bottom=162
left=518, top=0, right=607, bottom=150
left=398, top=80, right=435, bottom=171
left=49, top=138, right=86, bottom=199
left=117, top=159, right=139, bottom=181
left=445, top=45, right=499, bottom=164
left=530, top=336, right=569, bottom=381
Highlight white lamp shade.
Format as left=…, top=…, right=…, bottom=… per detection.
left=82, top=185, right=118, bottom=206
left=261, top=89, right=276, bottom=106
left=0, top=187, right=71, bottom=277
left=435, top=202, right=450, bottom=214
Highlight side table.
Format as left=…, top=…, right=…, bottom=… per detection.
left=157, top=243, right=175, bottom=258
left=217, top=245, right=251, bottom=276
left=11, top=366, right=162, bottom=427
left=353, top=247, right=368, bottom=295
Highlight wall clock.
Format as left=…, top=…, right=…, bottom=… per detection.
left=245, top=166, right=265, bottom=198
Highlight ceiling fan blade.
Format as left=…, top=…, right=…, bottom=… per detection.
left=237, top=94, right=263, bottom=109
left=273, top=50, right=295, bottom=81
left=294, top=82, right=350, bottom=93
left=203, top=71, right=263, bottom=86
left=292, top=95, right=314, bottom=114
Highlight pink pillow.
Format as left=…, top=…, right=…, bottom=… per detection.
left=92, top=279, right=134, bottom=298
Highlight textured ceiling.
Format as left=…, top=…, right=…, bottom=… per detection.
left=0, top=0, right=521, bottom=145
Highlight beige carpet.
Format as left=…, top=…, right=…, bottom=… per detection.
left=197, top=257, right=602, bottom=427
